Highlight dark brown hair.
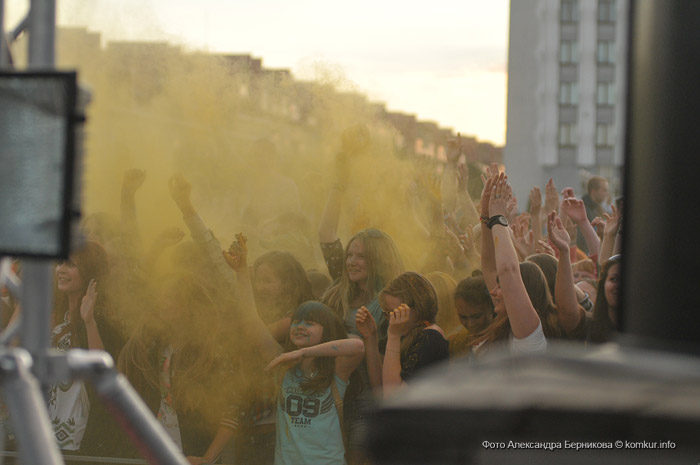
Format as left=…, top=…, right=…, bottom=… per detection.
left=379, top=271, right=439, bottom=357
left=286, top=301, right=348, bottom=394
left=590, top=257, right=620, bottom=342
left=52, top=241, right=109, bottom=349
left=253, top=250, right=314, bottom=318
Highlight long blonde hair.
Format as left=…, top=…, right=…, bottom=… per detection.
left=425, top=271, right=459, bottom=334
left=321, top=228, right=404, bottom=318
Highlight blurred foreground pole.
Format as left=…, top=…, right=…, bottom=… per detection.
left=0, top=1, right=7, bottom=68
left=621, top=1, right=700, bottom=352
left=19, top=0, right=58, bottom=384
left=28, top=0, right=55, bottom=68
left=0, top=350, right=64, bottom=465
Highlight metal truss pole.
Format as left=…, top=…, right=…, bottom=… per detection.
left=28, top=0, right=55, bottom=68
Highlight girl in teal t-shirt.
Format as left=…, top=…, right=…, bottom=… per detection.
left=263, top=301, right=364, bottom=465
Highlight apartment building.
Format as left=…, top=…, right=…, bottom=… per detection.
left=504, top=0, right=628, bottom=203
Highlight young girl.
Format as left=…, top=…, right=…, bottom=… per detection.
left=186, top=299, right=363, bottom=465
left=357, top=272, right=449, bottom=397
left=49, top=241, right=114, bottom=451
left=265, top=301, right=364, bottom=464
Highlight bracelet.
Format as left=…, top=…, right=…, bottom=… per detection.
left=480, top=215, right=489, bottom=224
left=578, top=291, right=590, bottom=304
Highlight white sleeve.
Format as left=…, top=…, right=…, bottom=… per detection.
left=510, top=321, right=548, bottom=353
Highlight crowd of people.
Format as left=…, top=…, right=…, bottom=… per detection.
left=1, top=127, right=623, bottom=465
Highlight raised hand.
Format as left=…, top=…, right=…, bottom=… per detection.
left=485, top=163, right=500, bottom=179
left=459, top=228, right=480, bottom=262
left=547, top=211, right=571, bottom=252
left=488, top=172, right=509, bottom=218
left=603, top=204, right=621, bottom=236
left=355, top=306, right=378, bottom=340
left=536, top=239, right=557, bottom=257
left=561, top=187, right=575, bottom=200
left=446, top=133, right=462, bottom=165
left=456, top=163, right=469, bottom=194
left=561, top=197, right=588, bottom=225
left=387, top=303, right=412, bottom=337
left=223, top=233, right=248, bottom=271
left=563, top=216, right=578, bottom=244
left=544, top=178, right=559, bottom=215
left=168, top=173, right=192, bottom=210
left=591, top=216, right=606, bottom=238
left=444, top=227, right=468, bottom=267
left=480, top=170, right=499, bottom=219
left=80, top=279, right=98, bottom=325
left=529, top=186, right=542, bottom=214
left=122, top=169, right=146, bottom=195
left=506, top=195, right=519, bottom=223
left=512, top=219, right=535, bottom=259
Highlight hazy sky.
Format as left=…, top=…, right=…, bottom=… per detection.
left=6, top=0, right=510, bottom=145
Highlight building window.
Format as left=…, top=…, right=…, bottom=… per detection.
left=597, top=41, right=615, bottom=64
left=597, top=82, right=615, bottom=105
left=559, top=82, right=578, bottom=105
left=598, top=0, right=616, bottom=22
left=559, top=123, right=578, bottom=146
left=561, top=0, right=579, bottom=22
left=596, top=124, right=615, bottom=146
left=560, top=41, right=579, bottom=64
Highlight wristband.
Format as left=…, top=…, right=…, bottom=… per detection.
left=480, top=215, right=489, bottom=225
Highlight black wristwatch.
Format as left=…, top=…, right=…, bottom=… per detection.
left=487, top=215, right=509, bottom=230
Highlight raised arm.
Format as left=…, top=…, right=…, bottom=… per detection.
left=319, top=126, right=364, bottom=243
left=441, top=135, right=461, bottom=214
left=544, top=179, right=559, bottom=216
left=318, top=158, right=345, bottom=243
left=456, top=163, right=480, bottom=231
left=120, top=169, right=147, bottom=260
left=144, top=227, right=185, bottom=272
left=546, top=211, right=583, bottom=333
left=529, top=186, right=543, bottom=245
left=562, top=197, right=601, bottom=257
left=598, top=205, right=621, bottom=264
left=480, top=166, right=499, bottom=290
left=489, top=174, right=541, bottom=339
left=169, top=173, right=237, bottom=296
left=221, top=233, right=282, bottom=362
left=80, top=280, right=105, bottom=351
left=382, top=304, right=410, bottom=396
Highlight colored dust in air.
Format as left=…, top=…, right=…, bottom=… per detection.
left=9, top=25, right=484, bottom=425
